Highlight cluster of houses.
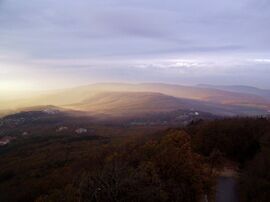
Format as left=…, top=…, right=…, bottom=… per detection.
left=56, top=126, right=68, bottom=132
left=130, top=111, right=201, bottom=126
left=0, top=109, right=61, bottom=127
left=22, top=132, right=29, bottom=136
left=0, top=136, right=16, bottom=146
left=130, top=121, right=168, bottom=126
left=0, top=117, right=26, bottom=126
left=176, top=111, right=200, bottom=120
left=75, top=128, right=88, bottom=134
left=0, top=125, right=92, bottom=147
left=56, top=126, right=89, bottom=134
left=42, top=109, right=60, bottom=115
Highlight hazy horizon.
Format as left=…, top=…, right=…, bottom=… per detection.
left=1, top=81, right=270, bottom=101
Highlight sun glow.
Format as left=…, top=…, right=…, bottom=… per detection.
left=0, top=80, right=38, bottom=91
left=0, top=80, right=39, bottom=101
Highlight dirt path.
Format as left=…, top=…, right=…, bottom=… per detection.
left=216, top=176, right=238, bottom=202
left=215, top=167, right=239, bottom=202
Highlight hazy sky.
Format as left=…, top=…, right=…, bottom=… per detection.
left=0, top=0, right=270, bottom=91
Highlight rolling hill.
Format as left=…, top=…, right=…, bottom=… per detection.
left=1, top=83, right=270, bottom=117
left=198, top=84, right=270, bottom=100
left=66, top=91, right=269, bottom=117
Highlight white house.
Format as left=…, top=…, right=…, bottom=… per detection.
left=75, top=128, right=88, bottom=134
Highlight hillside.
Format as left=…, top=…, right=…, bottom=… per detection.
left=67, top=92, right=190, bottom=116
left=1, top=117, right=270, bottom=202
left=198, top=84, right=270, bottom=100
left=67, top=91, right=269, bottom=117
left=1, top=83, right=270, bottom=117
left=55, top=83, right=270, bottom=106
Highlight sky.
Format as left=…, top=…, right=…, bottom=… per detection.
left=0, top=0, right=270, bottom=92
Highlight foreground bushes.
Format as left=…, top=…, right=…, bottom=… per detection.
left=189, top=117, right=270, bottom=202
left=239, top=145, right=270, bottom=201
left=190, top=118, right=269, bottom=164
left=36, top=131, right=214, bottom=202
left=2, top=117, right=270, bottom=201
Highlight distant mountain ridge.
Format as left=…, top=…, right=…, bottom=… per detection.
left=1, top=83, right=270, bottom=117
left=66, top=91, right=269, bottom=117
left=27, top=82, right=269, bottom=106
left=198, top=84, right=270, bottom=100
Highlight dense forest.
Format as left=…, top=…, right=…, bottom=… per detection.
left=189, top=117, right=270, bottom=202
left=0, top=117, right=270, bottom=202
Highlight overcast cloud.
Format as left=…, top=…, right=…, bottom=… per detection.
left=0, top=0, right=270, bottom=90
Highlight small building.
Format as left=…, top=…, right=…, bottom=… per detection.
left=43, top=109, right=59, bottom=115
left=75, top=128, right=88, bottom=134
left=57, top=126, right=68, bottom=132
left=22, top=132, right=29, bottom=136
left=0, top=136, right=15, bottom=146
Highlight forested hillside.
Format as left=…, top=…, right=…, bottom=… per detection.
left=0, top=117, right=270, bottom=201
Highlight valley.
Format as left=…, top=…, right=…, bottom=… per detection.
left=1, top=83, right=270, bottom=202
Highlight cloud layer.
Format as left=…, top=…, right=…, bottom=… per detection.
left=0, top=0, right=270, bottom=90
